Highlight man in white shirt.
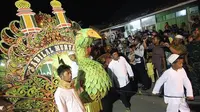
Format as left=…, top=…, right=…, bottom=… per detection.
left=68, top=51, right=79, bottom=79
left=54, top=64, right=85, bottom=112
left=152, top=54, right=194, bottom=112
left=108, top=49, right=134, bottom=112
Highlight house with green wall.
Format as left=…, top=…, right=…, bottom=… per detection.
left=100, top=0, right=199, bottom=36
left=155, top=4, right=199, bottom=32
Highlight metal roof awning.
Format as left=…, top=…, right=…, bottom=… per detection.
left=100, top=0, right=197, bottom=32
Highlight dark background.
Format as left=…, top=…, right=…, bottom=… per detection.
left=0, top=0, right=188, bottom=29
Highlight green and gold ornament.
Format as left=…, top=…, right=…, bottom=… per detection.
left=0, top=0, right=111, bottom=112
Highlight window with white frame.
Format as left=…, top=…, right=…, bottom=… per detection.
left=190, top=6, right=199, bottom=15
left=176, top=9, right=186, bottom=17
left=129, top=20, right=141, bottom=31
left=141, top=15, right=156, bottom=27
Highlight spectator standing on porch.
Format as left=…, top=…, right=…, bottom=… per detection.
left=165, top=22, right=171, bottom=31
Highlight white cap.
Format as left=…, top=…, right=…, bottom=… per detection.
left=167, top=54, right=179, bottom=64
left=68, top=51, right=75, bottom=56
left=175, top=35, right=183, bottom=39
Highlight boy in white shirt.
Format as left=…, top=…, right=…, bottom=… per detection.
left=54, top=64, right=85, bottom=112
left=152, top=54, right=194, bottom=112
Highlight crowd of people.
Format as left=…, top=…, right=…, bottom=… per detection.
left=97, top=23, right=199, bottom=93
left=54, top=19, right=200, bottom=112
left=87, top=21, right=200, bottom=112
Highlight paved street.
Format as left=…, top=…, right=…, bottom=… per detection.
left=113, top=94, right=166, bottom=112
left=0, top=90, right=200, bottom=112
left=113, top=94, right=200, bottom=112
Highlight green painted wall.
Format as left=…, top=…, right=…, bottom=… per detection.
left=156, top=10, right=188, bottom=31
left=155, top=3, right=199, bottom=31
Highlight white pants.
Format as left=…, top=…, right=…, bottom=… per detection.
left=166, top=98, right=190, bottom=112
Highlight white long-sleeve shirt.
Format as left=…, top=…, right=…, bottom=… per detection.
left=133, top=44, right=145, bottom=65
left=108, top=56, right=134, bottom=88
left=54, top=87, right=85, bottom=112
left=71, top=61, right=79, bottom=79
left=152, top=67, right=193, bottom=103
left=134, top=44, right=144, bottom=57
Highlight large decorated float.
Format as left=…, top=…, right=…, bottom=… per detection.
left=0, top=0, right=112, bottom=111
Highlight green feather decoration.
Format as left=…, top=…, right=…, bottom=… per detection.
left=75, top=28, right=112, bottom=103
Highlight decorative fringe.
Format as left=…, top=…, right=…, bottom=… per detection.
left=84, top=100, right=102, bottom=112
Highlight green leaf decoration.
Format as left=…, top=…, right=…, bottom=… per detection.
left=100, top=81, right=105, bottom=87
left=87, top=88, right=92, bottom=94
left=92, top=88, right=97, bottom=95
left=96, top=83, right=101, bottom=90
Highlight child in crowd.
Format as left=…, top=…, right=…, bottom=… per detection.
left=153, top=54, right=193, bottom=112
left=146, top=57, right=155, bottom=87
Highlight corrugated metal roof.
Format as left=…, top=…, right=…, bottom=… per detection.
left=100, top=0, right=197, bottom=32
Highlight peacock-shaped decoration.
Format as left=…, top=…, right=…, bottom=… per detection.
left=75, top=28, right=112, bottom=112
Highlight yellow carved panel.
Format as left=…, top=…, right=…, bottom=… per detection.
left=57, top=13, right=66, bottom=24
left=23, top=15, right=34, bottom=28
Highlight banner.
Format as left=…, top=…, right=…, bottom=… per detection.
left=25, top=44, right=74, bottom=76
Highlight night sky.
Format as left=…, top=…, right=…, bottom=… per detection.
left=1, top=0, right=183, bottom=29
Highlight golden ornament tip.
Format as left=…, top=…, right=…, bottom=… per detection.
left=15, top=0, right=31, bottom=9
left=50, top=0, right=62, bottom=8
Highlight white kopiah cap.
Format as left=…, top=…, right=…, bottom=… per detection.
left=175, top=35, right=183, bottom=39
left=167, top=54, right=180, bottom=64
left=68, top=51, right=75, bottom=56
